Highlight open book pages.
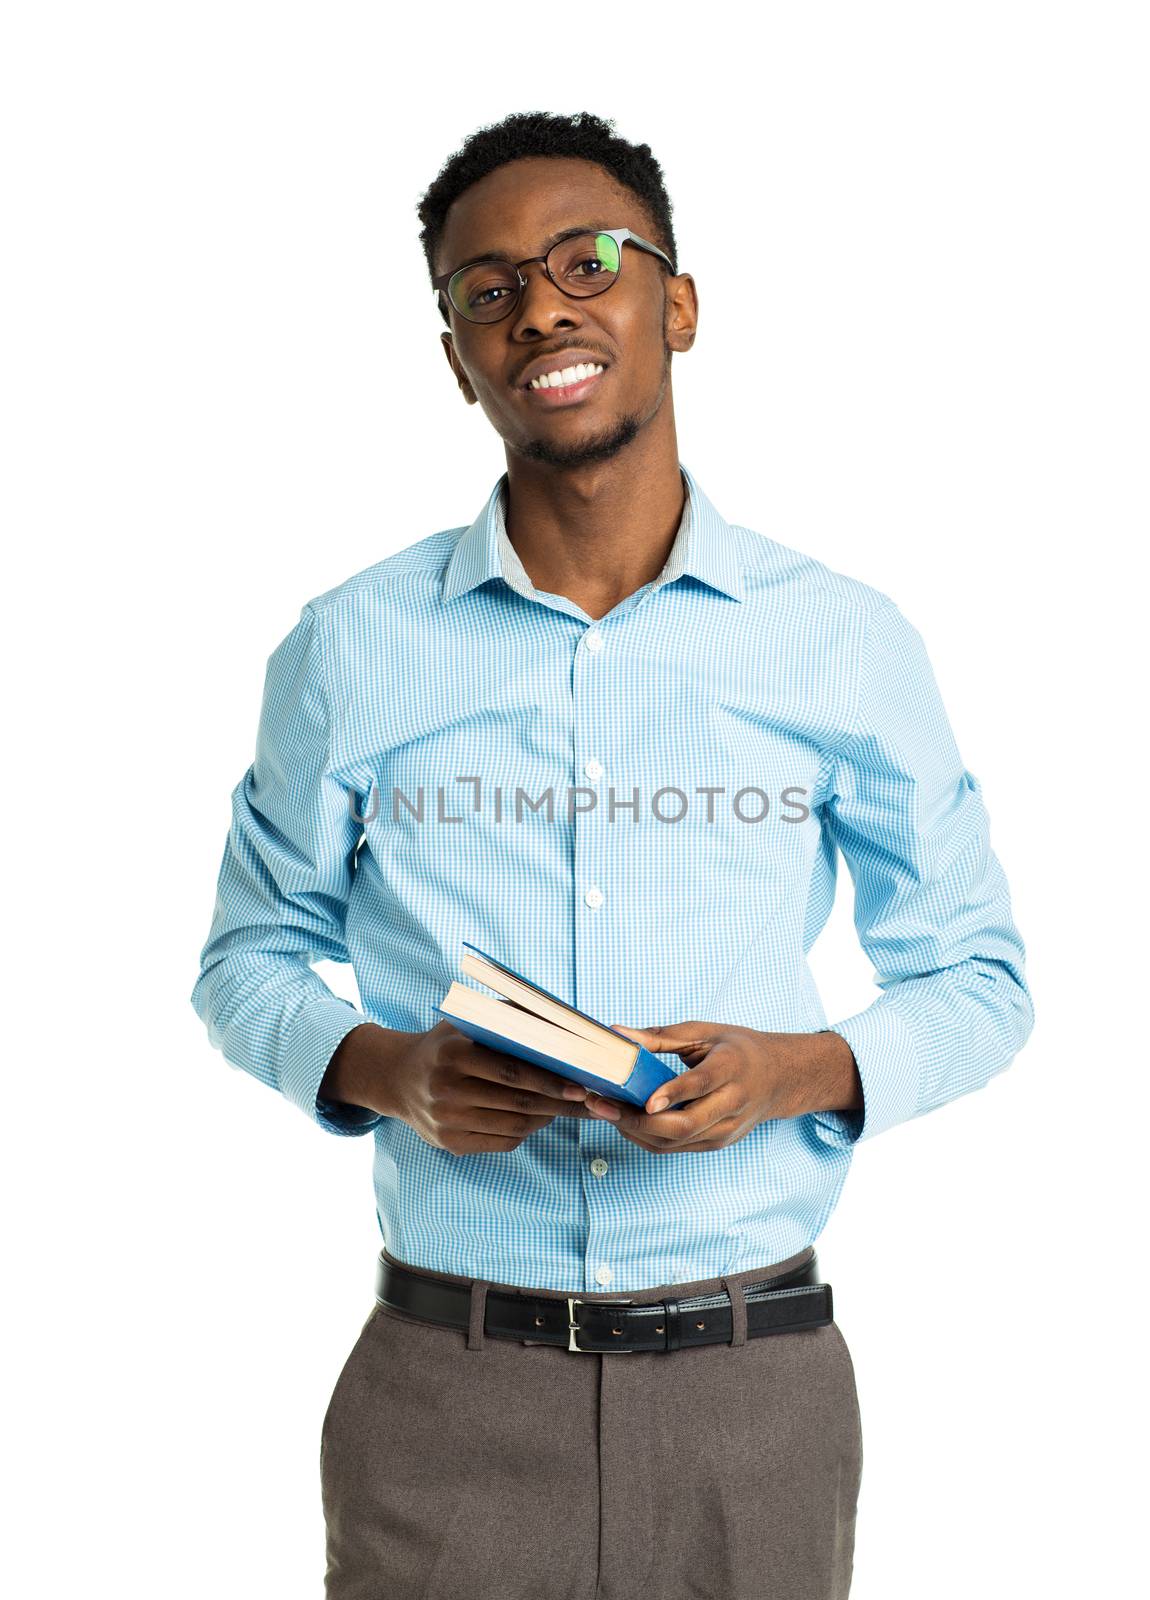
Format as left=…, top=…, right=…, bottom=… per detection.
left=459, top=950, right=623, bottom=1048
left=440, top=980, right=640, bottom=1086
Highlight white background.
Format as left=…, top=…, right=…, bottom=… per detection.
left=5, top=3, right=1146, bottom=1595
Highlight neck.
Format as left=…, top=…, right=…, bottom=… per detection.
left=502, top=428, right=685, bottom=621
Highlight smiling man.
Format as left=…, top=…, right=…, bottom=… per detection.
left=191, top=110, right=1034, bottom=1599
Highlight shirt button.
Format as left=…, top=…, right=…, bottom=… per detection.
left=584, top=630, right=604, bottom=654
left=584, top=757, right=604, bottom=780
left=590, top=1158, right=609, bottom=1177
left=595, top=1264, right=613, bottom=1285
left=584, top=886, right=604, bottom=909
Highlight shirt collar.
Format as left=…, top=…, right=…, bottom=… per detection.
left=441, top=461, right=745, bottom=605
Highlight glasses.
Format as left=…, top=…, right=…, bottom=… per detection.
left=432, top=227, right=675, bottom=325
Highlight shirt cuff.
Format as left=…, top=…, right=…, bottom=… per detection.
left=808, top=1005, right=921, bottom=1147
left=279, top=999, right=384, bottom=1137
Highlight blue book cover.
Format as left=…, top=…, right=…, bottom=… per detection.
left=437, top=941, right=684, bottom=1110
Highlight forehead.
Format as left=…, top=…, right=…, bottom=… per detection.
left=437, top=156, right=644, bottom=271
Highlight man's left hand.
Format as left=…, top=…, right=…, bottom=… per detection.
left=561, top=1021, right=861, bottom=1152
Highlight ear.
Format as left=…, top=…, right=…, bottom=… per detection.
left=440, top=332, right=477, bottom=404
left=664, top=271, right=699, bottom=356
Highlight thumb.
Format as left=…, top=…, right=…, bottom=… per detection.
left=608, top=1023, right=662, bottom=1046
left=608, top=1020, right=713, bottom=1054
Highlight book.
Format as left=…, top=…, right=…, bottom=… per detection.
left=437, top=941, right=684, bottom=1109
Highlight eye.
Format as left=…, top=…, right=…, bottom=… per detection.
left=569, top=253, right=607, bottom=278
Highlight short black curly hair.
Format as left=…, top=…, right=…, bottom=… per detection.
left=417, top=110, right=678, bottom=325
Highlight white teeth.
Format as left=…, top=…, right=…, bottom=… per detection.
left=529, top=363, right=604, bottom=390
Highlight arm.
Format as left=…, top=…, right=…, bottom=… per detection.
left=318, top=1020, right=418, bottom=1121
left=189, top=603, right=384, bottom=1137
left=810, top=599, right=1035, bottom=1147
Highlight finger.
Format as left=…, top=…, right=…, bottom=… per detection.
left=609, top=1021, right=716, bottom=1067
left=645, top=1061, right=718, bottom=1115
left=624, top=1079, right=740, bottom=1142
left=553, top=1099, right=600, bottom=1118
left=463, top=1081, right=599, bottom=1119
left=460, top=1041, right=591, bottom=1102
left=606, top=1110, right=741, bottom=1153
left=596, top=1121, right=697, bottom=1154
left=673, top=1118, right=745, bottom=1150
left=457, top=1106, right=558, bottom=1138
left=447, top=1123, right=553, bottom=1154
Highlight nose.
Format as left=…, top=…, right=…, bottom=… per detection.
left=509, top=259, right=585, bottom=338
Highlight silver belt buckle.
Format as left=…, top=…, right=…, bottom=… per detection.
left=567, top=1295, right=635, bottom=1352
left=566, top=1297, right=584, bottom=1351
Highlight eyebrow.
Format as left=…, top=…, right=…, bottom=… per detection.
left=452, top=223, right=613, bottom=273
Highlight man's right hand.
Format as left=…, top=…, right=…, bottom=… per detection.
left=319, top=1020, right=595, bottom=1153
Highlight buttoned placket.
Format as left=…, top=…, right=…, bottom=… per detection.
left=499, top=556, right=671, bottom=1292
left=494, top=486, right=682, bottom=1288
left=573, top=613, right=613, bottom=1290
left=568, top=581, right=669, bottom=1291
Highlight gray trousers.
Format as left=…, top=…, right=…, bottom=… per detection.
left=320, top=1244, right=863, bottom=1599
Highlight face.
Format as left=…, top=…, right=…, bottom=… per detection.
left=435, top=156, right=698, bottom=468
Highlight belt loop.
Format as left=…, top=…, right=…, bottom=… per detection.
left=467, top=1280, right=490, bottom=1351
left=720, top=1275, right=747, bottom=1347
left=663, top=1297, right=682, bottom=1352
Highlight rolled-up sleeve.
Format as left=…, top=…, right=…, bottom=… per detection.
left=190, top=603, right=382, bottom=1137
left=810, top=599, right=1034, bottom=1147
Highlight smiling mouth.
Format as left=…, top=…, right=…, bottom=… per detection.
left=519, top=363, right=609, bottom=407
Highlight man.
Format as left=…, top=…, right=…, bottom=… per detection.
left=191, top=110, right=1034, bottom=1599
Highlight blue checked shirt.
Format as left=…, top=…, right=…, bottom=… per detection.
left=191, top=464, right=1034, bottom=1293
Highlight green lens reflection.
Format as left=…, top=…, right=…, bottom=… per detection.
left=594, top=234, right=621, bottom=272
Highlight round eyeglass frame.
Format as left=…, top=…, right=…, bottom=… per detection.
left=431, top=227, right=675, bottom=326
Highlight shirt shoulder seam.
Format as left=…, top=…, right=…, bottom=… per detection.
left=823, top=596, right=900, bottom=767
left=305, top=531, right=469, bottom=618
left=301, top=602, right=336, bottom=772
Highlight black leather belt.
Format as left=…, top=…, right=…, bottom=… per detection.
left=374, top=1251, right=832, bottom=1353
